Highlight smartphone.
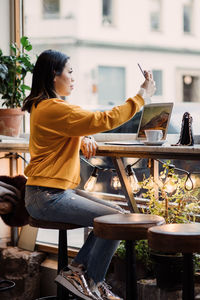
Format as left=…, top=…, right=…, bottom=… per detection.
left=137, top=63, right=146, bottom=79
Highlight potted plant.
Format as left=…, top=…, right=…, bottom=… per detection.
left=0, top=36, right=34, bottom=137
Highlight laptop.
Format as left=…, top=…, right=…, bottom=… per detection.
left=104, top=102, right=174, bottom=145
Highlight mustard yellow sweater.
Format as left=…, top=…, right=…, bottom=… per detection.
left=25, top=95, right=144, bottom=189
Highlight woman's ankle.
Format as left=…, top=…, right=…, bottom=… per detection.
left=68, top=262, right=85, bottom=273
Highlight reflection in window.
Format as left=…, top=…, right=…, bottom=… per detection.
left=183, top=0, right=192, bottom=33
left=150, top=0, right=161, bottom=31
left=102, top=0, right=113, bottom=26
left=152, top=70, right=163, bottom=95
left=43, top=0, right=60, bottom=19
left=98, top=66, right=125, bottom=106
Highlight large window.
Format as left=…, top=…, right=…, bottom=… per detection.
left=20, top=0, right=200, bottom=250
left=150, top=0, right=161, bottom=31
left=98, top=66, right=125, bottom=106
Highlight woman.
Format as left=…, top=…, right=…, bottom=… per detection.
left=22, top=49, right=155, bottom=300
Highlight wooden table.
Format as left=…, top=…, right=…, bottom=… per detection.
left=1, top=136, right=200, bottom=213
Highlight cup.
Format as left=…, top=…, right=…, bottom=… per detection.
left=145, top=129, right=163, bottom=142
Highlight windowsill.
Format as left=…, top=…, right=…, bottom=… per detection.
left=36, top=242, right=79, bottom=257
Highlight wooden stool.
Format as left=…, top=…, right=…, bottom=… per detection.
left=93, top=213, right=165, bottom=300
left=29, top=217, right=82, bottom=300
left=148, top=223, right=200, bottom=300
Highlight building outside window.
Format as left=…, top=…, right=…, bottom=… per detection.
left=152, top=70, right=163, bottom=96
left=102, top=0, right=114, bottom=26
left=150, top=0, right=161, bottom=31
left=43, top=0, right=60, bottom=19
left=98, top=66, right=125, bottom=106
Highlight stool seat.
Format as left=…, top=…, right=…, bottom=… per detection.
left=94, top=213, right=165, bottom=300
left=148, top=223, right=200, bottom=253
left=94, top=213, right=165, bottom=240
left=148, top=223, right=200, bottom=300
left=29, top=216, right=81, bottom=230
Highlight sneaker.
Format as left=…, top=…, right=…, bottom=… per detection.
left=97, top=281, right=123, bottom=300
left=55, top=268, right=98, bottom=300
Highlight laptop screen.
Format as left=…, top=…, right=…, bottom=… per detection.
left=137, top=102, right=174, bottom=140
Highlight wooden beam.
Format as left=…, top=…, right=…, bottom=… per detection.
left=14, top=0, right=21, bottom=46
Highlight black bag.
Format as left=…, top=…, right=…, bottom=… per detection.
left=175, top=112, right=194, bottom=146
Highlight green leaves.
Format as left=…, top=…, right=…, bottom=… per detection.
left=0, top=64, right=8, bottom=80
left=140, top=161, right=200, bottom=224
left=20, top=36, right=32, bottom=51
left=0, top=36, right=34, bottom=108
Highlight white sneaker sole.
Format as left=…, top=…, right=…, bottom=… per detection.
left=55, top=274, right=95, bottom=300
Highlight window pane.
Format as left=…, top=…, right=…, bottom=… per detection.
left=152, top=70, right=163, bottom=95
left=37, top=228, right=84, bottom=248
left=150, top=0, right=161, bottom=31
left=98, top=66, right=125, bottom=106
left=183, top=5, right=191, bottom=33
left=183, top=75, right=200, bottom=102
left=43, top=0, right=60, bottom=19
left=102, top=0, right=113, bottom=25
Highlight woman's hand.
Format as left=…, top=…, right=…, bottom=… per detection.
left=81, top=136, right=97, bottom=159
left=140, top=70, right=156, bottom=97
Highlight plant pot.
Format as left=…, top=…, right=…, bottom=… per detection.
left=150, top=252, right=183, bottom=291
left=0, top=108, right=24, bottom=137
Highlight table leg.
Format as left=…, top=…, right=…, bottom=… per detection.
left=58, top=230, right=69, bottom=300
left=112, top=157, right=139, bottom=213
left=8, top=152, right=19, bottom=246
left=182, top=253, right=194, bottom=300
left=125, top=240, right=138, bottom=300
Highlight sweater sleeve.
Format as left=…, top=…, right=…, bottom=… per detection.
left=60, top=94, right=144, bottom=137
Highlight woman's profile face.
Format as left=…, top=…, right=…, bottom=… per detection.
left=54, top=61, right=74, bottom=97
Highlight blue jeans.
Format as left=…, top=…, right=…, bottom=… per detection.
left=25, top=185, right=123, bottom=283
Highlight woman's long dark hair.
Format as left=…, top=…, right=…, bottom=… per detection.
left=22, top=49, right=69, bottom=113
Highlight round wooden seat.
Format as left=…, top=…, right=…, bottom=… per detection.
left=148, top=223, right=200, bottom=253
left=29, top=216, right=81, bottom=230
left=94, top=213, right=165, bottom=240
left=94, top=213, right=165, bottom=300
left=148, top=223, right=200, bottom=300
